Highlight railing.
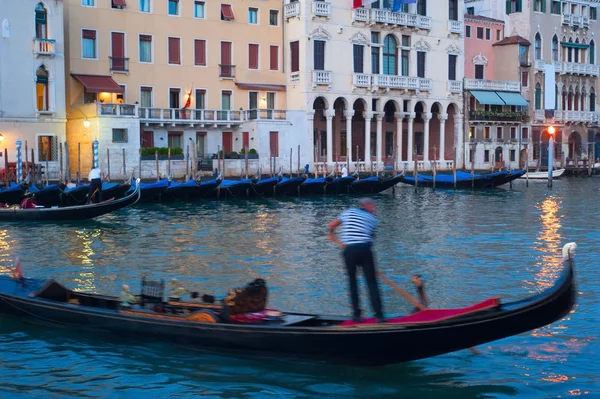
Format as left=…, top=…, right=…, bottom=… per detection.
left=535, top=109, right=599, bottom=122
left=353, top=73, right=371, bottom=88
left=312, top=70, right=332, bottom=86
left=312, top=1, right=331, bottom=17
left=98, top=103, right=137, bottom=116
left=469, top=111, right=527, bottom=122
left=219, top=64, right=236, bottom=78
left=563, top=13, right=590, bottom=28
left=33, top=38, right=56, bottom=56
left=464, top=78, right=521, bottom=92
left=289, top=71, right=300, bottom=84
left=448, top=80, right=463, bottom=93
left=138, top=107, right=286, bottom=123
left=448, top=20, right=463, bottom=34
left=352, top=8, right=431, bottom=30
left=536, top=59, right=600, bottom=76
left=284, top=2, right=300, bottom=19
left=245, top=109, right=287, bottom=120
left=373, top=75, right=431, bottom=91
left=110, top=57, right=129, bottom=73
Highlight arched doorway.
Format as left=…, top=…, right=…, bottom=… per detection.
left=352, top=99, right=367, bottom=164
left=594, top=132, right=600, bottom=163
left=568, top=131, right=582, bottom=160
left=312, top=97, right=328, bottom=163
left=495, top=146, right=503, bottom=168
left=413, top=102, right=426, bottom=160
left=383, top=100, right=398, bottom=166
left=446, top=103, right=458, bottom=162
left=332, top=97, right=348, bottom=162
left=430, top=102, right=443, bottom=161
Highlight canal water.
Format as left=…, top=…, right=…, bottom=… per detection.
left=0, top=178, right=597, bottom=398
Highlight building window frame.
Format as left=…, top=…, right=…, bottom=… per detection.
left=139, top=33, right=153, bottom=63
left=81, top=29, right=98, bottom=59
left=194, top=0, right=205, bottom=19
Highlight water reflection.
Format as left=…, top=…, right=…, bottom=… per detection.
left=0, top=230, right=15, bottom=274
left=66, top=229, right=100, bottom=292
left=531, top=196, right=563, bottom=290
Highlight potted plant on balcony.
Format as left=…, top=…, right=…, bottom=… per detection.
left=229, top=151, right=239, bottom=159
left=248, top=148, right=259, bottom=159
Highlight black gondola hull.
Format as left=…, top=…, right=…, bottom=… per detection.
left=0, top=187, right=24, bottom=205
left=274, top=177, right=305, bottom=196
left=324, top=177, right=356, bottom=195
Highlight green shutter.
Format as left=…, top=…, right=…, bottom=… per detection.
left=516, top=0, right=522, bottom=12
left=36, top=75, right=48, bottom=84
left=541, top=0, right=546, bottom=12
left=35, top=11, right=46, bottom=24
left=506, top=0, right=511, bottom=14
left=535, top=89, right=541, bottom=110
left=590, top=44, right=595, bottom=64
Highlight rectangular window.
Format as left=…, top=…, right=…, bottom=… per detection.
left=82, top=29, right=96, bottom=59
left=196, top=133, right=206, bottom=156
left=448, top=54, right=457, bottom=80
left=82, top=0, right=94, bottom=6
left=269, top=10, right=279, bottom=26
left=169, top=88, right=180, bottom=108
left=269, top=45, right=279, bottom=70
left=249, top=44, right=259, bottom=69
left=484, top=150, right=490, bottom=162
left=416, top=51, right=426, bottom=78
left=242, top=132, right=249, bottom=149
left=496, top=127, right=503, bottom=139
left=401, top=35, right=410, bottom=47
left=467, top=6, right=474, bottom=14
left=248, top=91, right=258, bottom=111
left=195, top=89, right=205, bottom=109
left=521, top=71, right=529, bottom=87
left=221, top=4, right=235, bottom=21
left=168, top=132, right=183, bottom=149
left=38, top=135, right=57, bottom=161
left=141, top=131, right=154, bottom=148
left=220, top=41, right=233, bottom=77
left=591, top=7, right=597, bottom=20
left=417, top=0, right=426, bottom=16
left=194, top=39, right=206, bottom=66
left=194, top=1, right=205, bottom=18
left=497, top=30, right=502, bottom=41
left=510, top=127, right=517, bottom=139
left=221, top=91, right=231, bottom=110
left=353, top=45, right=364, bottom=73
left=485, top=28, right=491, bottom=40
left=314, top=40, right=325, bottom=70
left=551, top=0, right=560, bottom=14
left=139, top=34, right=152, bottom=63
left=400, top=50, right=409, bottom=76
left=248, top=7, right=258, bottom=24
left=112, top=128, right=128, bottom=143
left=466, top=25, right=471, bottom=38
left=140, top=86, right=152, bottom=108
left=270, top=131, right=279, bottom=157
left=484, top=126, right=490, bottom=139
left=267, top=92, right=275, bottom=110
left=476, top=27, right=484, bottom=39
left=111, top=0, right=126, bottom=9
left=510, top=150, right=515, bottom=162
left=522, top=127, right=529, bottom=139
left=449, top=0, right=458, bottom=20
left=168, top=37, right=180, bottom=65
left=519, top=45, right=528, bottom=66
left=475, top=64, right=484, bottom=79
left=84, top=91, right=97, bottom=104
left=290, top=41, right=299, bottom=72
left=139, top=0, right=150, bottom=12
left=506, top=0, right=522, bottom=14
left=372, top=46, right=380, bottom=75
left=168, top=0, right=178, bottom=15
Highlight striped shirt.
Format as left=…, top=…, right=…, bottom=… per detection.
left=337, top=208, right=379, bottom=245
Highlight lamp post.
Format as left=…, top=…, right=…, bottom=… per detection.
left=547, top=126, right=555, bottom=188
left=16, top=138, right=22, bottom=185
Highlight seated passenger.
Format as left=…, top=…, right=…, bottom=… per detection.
left=221, top=278, right=268, bottom=321
left=119, top=285, right=137, bottom=308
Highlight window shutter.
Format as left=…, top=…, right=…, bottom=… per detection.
left=506, top=0, right=511, bottom=14
left=82, top=30, right=96, bottom=39
left=448, top=54, right=456, bottom=80
left=194, top=39, right=206, bottom=66
left=168, top=37, right=180, bottom=64
left=516, top=0, right=522, bottom=12
left=541, top=0, right=546, bottom=12
left=353, top=45, right=364, bottom=73
left=249, top=44, right=259, bottom=69
left=290, top=41, right=299, bottom=72
left=35, top=12, right=47, bottom=25
left=269, top=46, right=279, bottom=70
left=140, top=34, right=152, bottom=42
left=221, top=41, right=232, bottom=65
left=314, top=40, right=325, bottom=70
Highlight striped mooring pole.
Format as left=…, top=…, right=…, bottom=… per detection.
left=93, top=138, right=99, bottom=169
left=16, top=138, right=22, bottom=184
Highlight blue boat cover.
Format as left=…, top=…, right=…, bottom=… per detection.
left=254, top=177, right=279, bottom=186
left=302, top=178, right=326, bottom=185
left=200, top=179, right=219, bottom=186
left=219, top=179, right=252, bottom=187
left=139, top=179, right=169, bottom=189
left=278, top=176, right=304, bottom=184
left=102, top=182, right=119, bottom=190
left=167, top=179, right=198, bottom=189
left=407, top=170, right=509, bottom=183
left=1, top=184, right=23, bottom=193
left=353, top=176, right=380, bottom=184
left=66, top=184, right=89, bottom=192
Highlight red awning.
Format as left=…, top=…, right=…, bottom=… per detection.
left=112, top=0, right=126, bottom=6
left=221, top=4, right=234, bottom=20
left=235, top=83, right=286, bottom=92
left=71, top=74, right=124, bottom=93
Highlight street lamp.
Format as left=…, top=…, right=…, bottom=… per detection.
left=547, top=126, right=555, bottom=188
left=0, top=133, right=4, bottom=144
left=83, top=119, right=91, bottom=128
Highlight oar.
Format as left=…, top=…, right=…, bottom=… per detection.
left=377, top=272, right=480, bottom=355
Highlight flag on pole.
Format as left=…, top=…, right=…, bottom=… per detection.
left=393, top=0, right=417, bottom=11
left=181, top=84, right=193, bottom=118
left=353, top=0, right=377, bottom=9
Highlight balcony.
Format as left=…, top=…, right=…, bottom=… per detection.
left=312, top=1, right=331, bottom=18
left=464, top=79, right=521, bottom=92
left=448, top=80, right=463, bottom=94
left=98, top=103, right=137, bottom=116
left=448, top=20, right=463, bottom=34
left=109, top=57, right=129, bottom=73
left=245, top=109, right=288, bottom=121
left=139, top=108, right=245, bottom=126
left=284, top=2, right=300, bottom=19
left=535, top=59, right=600, bottom=76
left=373, top=75, right=431, bottom=91
left=562, top=14, right=590, bottom=28
left=534, top=109, right=599, bottom=123
left=312, top=70, right=332, bottom=87
left=352, top=73, right=371, bottom=89
left=33, top=38, right=56, bottom=57
left=469, top=110, right=527, bottom=122
left=352, top=8, right=432, bottom=30
left=219, top=64, right=236, bottom=79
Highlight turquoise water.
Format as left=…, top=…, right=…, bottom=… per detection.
left=0, top=179, right=597, bottom=398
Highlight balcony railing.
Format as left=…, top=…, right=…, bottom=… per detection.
left=469, top=110, right=527, bottom=122
left=448, top=20, right=463, bottom=34
left=464, top=78, right=521, bottom=92
left=373, top=75, right=431, bottom=91
left=312, top=1, right=331, bottom=17
left=353, top=73, right=371, bottom=88
left=562, top=14, right=590, bottom=28
left=535, top=59, right=600, bottom=76
left=284, top=2, right=300, bottom=19
left=109, top=57, right=129, bottom=73
left=448, top=80, right=463, bottom=93
left=33, top=38, right=56, bottom=57
left=534, top=109, right=599, bottom=123
left=219, top=64, right=236, bottom=79
left=352, top=8, right=432, bottom=30
left=98, top=103, right=137, bottom=116
left=138, top=108, right=287, bottom=124
left=312, top=70, right=332, bottom=87
left=245, top=109, right=288, bottom=121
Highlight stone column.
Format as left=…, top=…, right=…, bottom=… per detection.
left=454, top=114, right=464, bottom=168
left=307, top=110, right=315, bottom=167
left=364, top=111, right=373, bottom=164
left=345, top=110, right=354, bottom=164
left=395, top=112, right=404, bottom=165
left=376, top=112, right=384, bottom=167
left=326, top=109, right=334, bottom=166
left=439, top=113, right=448, bottom=162
left=407, top=113, right=415, bottom=164
left=423, top=112, right=432, bottom=163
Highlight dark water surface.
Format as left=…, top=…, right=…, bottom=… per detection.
left=0, top=179, right=598, bottom=398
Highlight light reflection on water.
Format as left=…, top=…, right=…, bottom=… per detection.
left=0, top=179, right=598, bottom=398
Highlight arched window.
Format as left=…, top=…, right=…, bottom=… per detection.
left=575, top=38, right=580, bottom=63
left=534, top=33, right=542, bottom=60
left=562, top=88, right=567, bottom=110
left=591, top=40, right=596, bottom=64
left=382, top=35, right=398, bottom=75
left=568, top=38, right=573, bottom=62
left=535, top=83, right=542, bottom=110
left=36, top=65, right=49, bottom=111
left=574, top=89, right=580, bottom=111
left=567, top=87, right=574, bottom=111
left=555, top=85, right=559, bottom=110
left=591, top=88, right=596, bottom=112
left=552, top=35, right=559, bottom=62
left=35, top=3, right=47, bottom=39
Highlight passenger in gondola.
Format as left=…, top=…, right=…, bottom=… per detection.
left=87, top=166, right=103, bottom=204
left=411, top=274, right=429, bottom=313
left=328, top=198, right=385, bottom=323
left=341, top=166, right=348, bottom=178
left=119, top=285, right=137, bottom=308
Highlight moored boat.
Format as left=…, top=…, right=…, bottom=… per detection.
left=398, top=169, right=520, bottom=189
left=350, top=176, right=381, bottom=194
left=373, top=174, right=404, bottom=193
left=298, top=177, right=327, bottom=196
left=324, top=176, right=356, bottom=195
left=274, top=176, right=305, bottom=196
left=131, top=179, right=169, bottom=202
left=0, top=242, right=577, bottom=366
left=102, top=182, right=132, bottom=200
left=216, top=179, right=253, bottom=199
left=0, top=183, right=24, bottom=205
left=250, top=176, right=280, bottom=197
left=162, top=179, right=204, bottom=201
left=26, top=183, right=63, bottom=207
left=518, top=168, right=565, bottom=180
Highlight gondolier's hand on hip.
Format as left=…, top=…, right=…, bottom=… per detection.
left=327, top=219, right=346, bottom=249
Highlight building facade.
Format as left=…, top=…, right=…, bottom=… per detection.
left=284, top=0, right=465, bottom=173
left=465, top=0, right=600, bottom=169
left=463, top=14, right=530, bottom=170
left=0, top=0, right=67, bottom=182
left=64, top=0, right=292, bottom=178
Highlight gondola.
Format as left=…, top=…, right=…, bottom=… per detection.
left=161, top=179, right=205, bottom=201
left=102, top=182, right=131, bottom=200
left=0, top=179, right=141, bottom=221
left=215, top=179, right=253, bottom=199
left=274, top=176, right=305, bottom=196
left=398, top=170, right=518, bottom=189
left=0, top=242, right=576, bottom=366
left=372, top=174, right=404, bottom=193
left=26, top=183, right=63, bottom=207
left=350, top=176, right=381, bottom=194
left=298, top=177, right=327, bottom=196
left=130, top=179, right=169, bottom=202
left=250, top=176, right=280, bottom=197
left=324, top=176, right=356, bottom=195
left=0, top=183, right=24, bottom=205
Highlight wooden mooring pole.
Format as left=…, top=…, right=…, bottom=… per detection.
left=155, top=149, right=159, bottom=181
left=106, top=148, right=111, bottom=182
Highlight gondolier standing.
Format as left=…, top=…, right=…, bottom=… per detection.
left=87, top=166, right=103, bottom=204
left=328, top=198, right=385, bottom=323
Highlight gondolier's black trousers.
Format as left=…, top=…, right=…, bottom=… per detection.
left=342, top=243, right=383, bottom=320
left=88, top=178, right=102, bottom=204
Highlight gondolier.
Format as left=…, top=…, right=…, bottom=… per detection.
left=328, top=198, right=385, bottom=323
left=87, top=166, right=103, bottom=204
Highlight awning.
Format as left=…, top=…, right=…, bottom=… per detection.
left=470, top=90, right=505, bottom=105
left=112, top=0, right=126, bottom=6
left=561, top=41, right=589, bottom=49
left=495, top=91, right=529, bottom=106
left=221, top=4, right=234, bottom=20
left=71, top=74, right=123, bottom=93
left=235, top=83, right=286, bottom=92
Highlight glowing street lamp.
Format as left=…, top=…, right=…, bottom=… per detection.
left=547, top=126, right=555, bottom=187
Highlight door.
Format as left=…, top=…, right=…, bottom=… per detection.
left=111, top=32, right=125, bottom=71
left=220, top=42, right=232, bottom=77
left=242, top=132, right=249, bottom=150
left=222, top=132, right=233, bottom=154
left=141, top=131, right=154, bottom=148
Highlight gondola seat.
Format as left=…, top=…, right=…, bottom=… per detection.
left=139, top=277, right=165, bottom=307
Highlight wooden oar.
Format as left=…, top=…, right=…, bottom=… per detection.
left=377, top=272, right=480, bottom=355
